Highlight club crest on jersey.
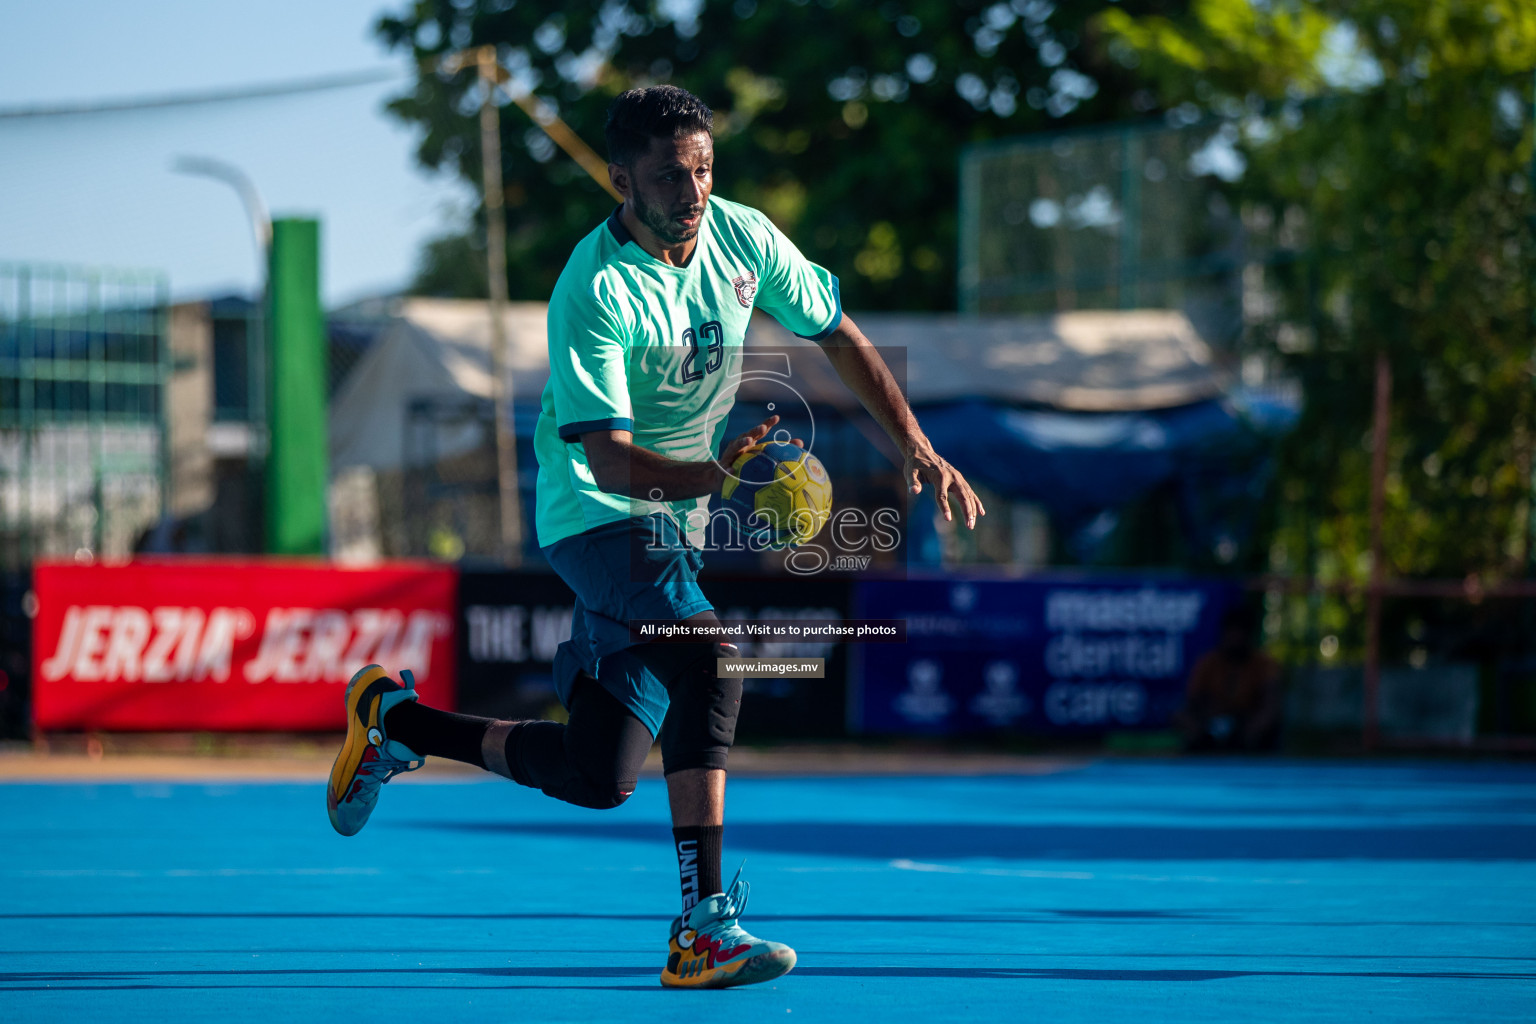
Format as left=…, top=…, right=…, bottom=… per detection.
left=732, top=271, right=757, bottom=308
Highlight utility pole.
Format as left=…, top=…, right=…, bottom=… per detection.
left=1363, top=350, right=1392, bottom=751
left=471, top=45, right=524, bottom=565
left=1528, top=68, right=1536, bottom=573
left=440, top=45, right=623, bottom=564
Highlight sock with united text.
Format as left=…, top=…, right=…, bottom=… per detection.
left=672, top=824, right=724, bottom=919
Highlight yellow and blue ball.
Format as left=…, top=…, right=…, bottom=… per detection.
left=721, top=442, right=832, bottom=548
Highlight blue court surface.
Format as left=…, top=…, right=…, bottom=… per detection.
left=3, top=759, right=1534, bottom=1022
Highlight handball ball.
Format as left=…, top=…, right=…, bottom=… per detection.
left=721, top=441, right=832, bottom=548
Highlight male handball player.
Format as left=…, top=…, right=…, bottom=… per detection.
left=327, top=84, right=984, bottom=989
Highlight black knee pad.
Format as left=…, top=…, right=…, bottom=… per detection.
left=650, top=642, right=743, bottom=776
left=538, top=746, right=639, bottom=811
left=562, top=772, right=635, bottom=810
left=501, top=683, right=651, bottom=811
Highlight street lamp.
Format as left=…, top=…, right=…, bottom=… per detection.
left=171, top=156, right=272, bottom=537
left=171, top=156, right=272, bottom=274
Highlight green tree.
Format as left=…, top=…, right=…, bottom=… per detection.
left=377, top=0, right=1180, bottom=308
left=1102, top=0, right=1536, bottom=657
left=410, top=229, right=488, bottom=299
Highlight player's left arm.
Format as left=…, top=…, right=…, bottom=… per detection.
left=817, top=314, right=985, bottom=530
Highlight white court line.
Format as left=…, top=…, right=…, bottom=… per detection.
left=890, top=858, right=1096, bottom=880
left=886, top=860, right=1536, bottom=888
left=888, top=859, right=1325, bottom=885
left=14, top=867, right=386, bottom=878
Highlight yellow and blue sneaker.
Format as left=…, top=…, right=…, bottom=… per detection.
left=326, top=665, right=424, bottom=837
left=660, top=867, right=797, bottom=989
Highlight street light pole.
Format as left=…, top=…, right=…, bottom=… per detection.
left=171, top=157, right=272, bottom=545
left=171, top=157, right=271, bottom=441
left=171, top=156, right=272, bottom=271
left=472, top=45, right=525, bottom=566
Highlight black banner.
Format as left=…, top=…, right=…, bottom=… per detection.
left=456, top=570, right=853, bottom=739
left=457, top=570, right=578, bottom=722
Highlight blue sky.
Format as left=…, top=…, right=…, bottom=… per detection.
left=0, top=1, right=469, bottom=304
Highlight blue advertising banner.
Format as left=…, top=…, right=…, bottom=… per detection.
left=852, top=577, right=1242, bottom=735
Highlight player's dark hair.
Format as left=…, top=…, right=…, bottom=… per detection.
left=604, top=85, right=714, bottom=166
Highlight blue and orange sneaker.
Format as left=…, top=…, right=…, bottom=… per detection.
left=326, top=665, right=424, bottom=837
left=660, top=867, right=797, bottom=988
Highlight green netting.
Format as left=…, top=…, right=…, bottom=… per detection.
left=0, top=262, right=169, bottom=567
left=959, top=120, right=1258, bottom=348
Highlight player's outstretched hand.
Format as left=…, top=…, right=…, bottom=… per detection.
left=906, top=444, right=986, bottom=530
left=718, top=414, right=805, bottom=477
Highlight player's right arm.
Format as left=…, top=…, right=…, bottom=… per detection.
left=581, top=415, right=789, bottom=500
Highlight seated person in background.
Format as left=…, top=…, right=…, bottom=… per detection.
left=1177, top=606, right=1281, bottom=752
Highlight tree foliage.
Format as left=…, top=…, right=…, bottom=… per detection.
left=409, top=229, right=488, bottom=299
left=376, top=0, right=1179, bottom=308
left=1102, top=0, right=1536, bottom=656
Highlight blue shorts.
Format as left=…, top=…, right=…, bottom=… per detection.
left=542, top=514, right=712, bottom=736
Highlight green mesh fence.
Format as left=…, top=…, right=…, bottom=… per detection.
left=959, top=119, right=1267, bottom=351
left=0, top=262, right=169, bottom=568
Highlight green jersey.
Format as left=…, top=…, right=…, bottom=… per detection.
left=533, top=195, right=841, bottom=548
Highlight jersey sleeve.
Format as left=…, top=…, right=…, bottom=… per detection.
left=748, top=210, right=843, bottom=342
left=547, top=284, right=633, bottom=442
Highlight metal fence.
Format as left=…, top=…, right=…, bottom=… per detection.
left=0, top=262, right=169, bottom=568
left=958, top=118, right=1288, bottom=354
left=1273, top=587, right=1536, bottom=752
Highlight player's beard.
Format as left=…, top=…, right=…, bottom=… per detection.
left=632, top=186, right=703, bottom=247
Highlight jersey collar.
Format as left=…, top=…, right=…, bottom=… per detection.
left=605, top=205, right=634, bottom=246
left=605, top=203, right=707, bottom=270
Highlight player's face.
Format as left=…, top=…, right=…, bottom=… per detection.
left=627, top=132, right=713, bottom=246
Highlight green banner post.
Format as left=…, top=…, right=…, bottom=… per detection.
left=265, top=218, right=327, bottom=555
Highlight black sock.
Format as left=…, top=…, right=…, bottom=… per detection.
left=672, top=825, right=723, bottom=917
left=383, top=701, right=490, bottom=769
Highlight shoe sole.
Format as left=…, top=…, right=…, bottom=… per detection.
left=661, top=947, right=797, bottom=989
left=326, top=664, right=393, bottom=837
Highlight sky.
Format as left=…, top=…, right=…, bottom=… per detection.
left=0, top=0, right=470, bottom=305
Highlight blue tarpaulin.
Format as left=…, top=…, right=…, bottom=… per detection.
left=909, top=392, right=1296, bottom=563
left=916, top=397, right=1272, bottom=517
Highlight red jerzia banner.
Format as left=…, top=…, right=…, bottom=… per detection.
left=32, top=560, right=457, bottom=731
